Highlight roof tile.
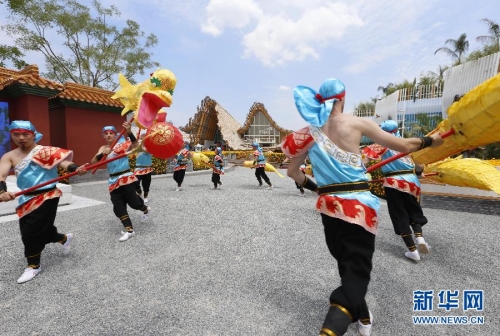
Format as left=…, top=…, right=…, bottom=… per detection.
left=0, top=64, right=63, bottom=91
left=55, top=82, right=123, bottom=107
left=0, top=64, right=123, bottom=108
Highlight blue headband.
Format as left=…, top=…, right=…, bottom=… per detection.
left=294, top=78, right=346, bottom=127
left=215, top=147, right=222, bottom=155
left=380, top=120, right=400, bottom=137
left=102, top=125, right=125, bottom=143
left=102, top=126, right=117, bottom=134
left=9, top=120, right=43, bottom=143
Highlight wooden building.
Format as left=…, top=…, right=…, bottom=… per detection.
left=182, top=97, right=292, bottom=150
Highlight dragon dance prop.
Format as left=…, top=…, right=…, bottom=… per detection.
left=243, top=161, right=285, bottom=178
left=142, top=122, right=184, bottom=159
left=92, top=69, right=177, bottom=173
left=14, top=152, right=131, bottom=197
left=486, top=159, right=500, bottom=167
left=191, top=152, right=212, bottom=168
left=423, top=157, right=500, bottom=194
left=191, top=152, right=224, bottom=172
left=412, top=73, right=500, bottom=164
left=367, top=73, right=500, bottom=172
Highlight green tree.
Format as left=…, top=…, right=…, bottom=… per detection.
left=434, top=33, right=469, bottom=65
left=0, top=44, right=28, bottom=69
left=428, top=65, right=448, bottom=88
left=377, top=82, right=394, bottom=97
left=476, top=18, right=500, bottom=50
left=485, top=142, right=500, bottom=159
left=2, top=0, right=160, bottom=90
left=354, top=101, right=376, bottom=113
left=407, top=113, right=443, bottom=137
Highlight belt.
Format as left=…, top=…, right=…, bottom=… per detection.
left=110, top=169, right=131, bottom=177
left=318, top=182, right=370, bottom=195
left=384, top=169, right=414, bottom=177
left=25, top=186, right=57, bottom=196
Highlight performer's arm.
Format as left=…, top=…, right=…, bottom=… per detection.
left=91, top=146, right=109, bottom=164
left=361, top=119, right=444, bottom=153
left=59, top=160, right=88, bottom=175
left=0, top=153, right=16, bottom=202
left=288, top=151, right=317, bottom=192
left=123, top=121, right=140, bottom=150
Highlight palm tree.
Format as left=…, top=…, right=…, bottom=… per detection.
left=477, top=18, right=500, bottom=49
left=377, top=83, right=394, bottom=96
left=428, top=65, right=448, bottom=87
left=434, top=33, right=469, bottom=65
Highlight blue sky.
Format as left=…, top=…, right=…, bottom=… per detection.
left=1, top=0, right=499, bottom=130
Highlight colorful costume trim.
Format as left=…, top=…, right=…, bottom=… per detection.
left=14, top=145, right=72, bottom=216
left=384, top=177, right=420, bottom=198
left=109, top=174, right=138, bottom=193
left=281, top=125, right=380, bottom=234
left=16, top=189, right=62, bottom=218
left=317, top=195, right=378, bottom=234
left=281, top=126, right=315, bottom=157
left=134, top=167, right=153, bottom=175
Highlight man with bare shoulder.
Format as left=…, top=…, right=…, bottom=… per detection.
left=282, top=79, right=444, bottom=336
left=0, top=120, right=87, bottom=284
left=91, top=122, right=150, bottom=242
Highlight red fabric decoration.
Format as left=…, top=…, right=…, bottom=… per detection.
left=142, top=122, right=184, bottom=159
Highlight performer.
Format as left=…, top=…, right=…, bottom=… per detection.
left=283, top=79, right=443, bottom=336
left=362, top=120, right=430, bottom=261
left=211, top=146, right=224, bottom=190
left=173, top=147, right=192, bottom=191
left=252, top=143, right=273, bottom=189
left=134, top=131, right=153, bottom=202
left=91, top=122, right=150, bottom=242
left=0, top=121, right=87, bottom=284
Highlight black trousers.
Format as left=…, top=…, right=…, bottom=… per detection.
left=19, top=197, right=64, bottom=258
left=255, top=167, right=271, bottom=185
left=211, top=172, right=221, bottom=184
left=110, top=183, right=146, bottom=227
left=136, top=173, right=152, bottom=195
left=321, top=214, right=375, bottom=322
left=173, top=169, right=186, bottom=187
left=384, top=187, right=428, bottom=235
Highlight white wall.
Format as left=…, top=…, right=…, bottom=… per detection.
left=441, top=52, right=500, bottom=118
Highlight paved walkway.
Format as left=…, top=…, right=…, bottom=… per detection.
left=0, top=167, right=498, bottom=335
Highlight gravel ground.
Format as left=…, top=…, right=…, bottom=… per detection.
left=0, top=167, right=498, bottom=336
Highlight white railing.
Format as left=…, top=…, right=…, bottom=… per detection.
left=353, top=110, right=375, bottom=118
left=398, top=84, right=443, bottom=101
